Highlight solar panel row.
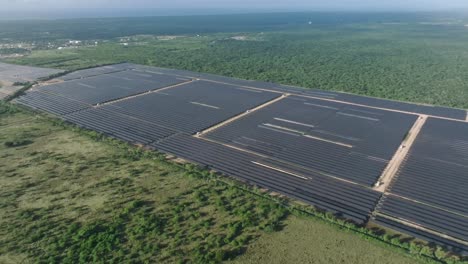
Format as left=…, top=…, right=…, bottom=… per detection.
left=373, top=215, right=468, bottom=255
left=335, top=93, right=467, bottom=121
left=58, top=63, right=136, bottom=81
left=64, top=108, right=176, bottom=145
left=378, top=195, right=468, bottom=242
left=14, top=91, right=89, bottom=115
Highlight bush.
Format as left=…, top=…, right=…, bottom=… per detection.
left=210, top=250, right=223, bottom=262
left=0, top=102, right=19, bottom=115
left=4, top=139, right=33, bottom=148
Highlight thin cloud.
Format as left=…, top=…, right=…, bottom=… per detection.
left=2, top=0, right=468, bottom=11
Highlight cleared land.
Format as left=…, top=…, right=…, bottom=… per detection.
left=0, top=86, right=16, bottom=100
left=230, top=216, right=423, bottom=264
left=0, top=62, right=63, bottom=100
left=12, top=63, right=468, bottom=257
left=0, top=62, right=62, bottom=84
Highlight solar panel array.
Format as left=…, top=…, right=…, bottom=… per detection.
left=15, top=91, right=89, bottom=115
left=204, top=96, right=417, bottom=186
left=103, top=80, right=280, bottom=134
left=42, top=70, right=191, bottom=105
left=13, top=63, right=468, bottom=254
left=65, top=108, right=176, bottom=145
left=57, top=63, right=136, bottom=81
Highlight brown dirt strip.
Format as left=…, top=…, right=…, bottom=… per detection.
left=374, top=115, right=428, bottom=192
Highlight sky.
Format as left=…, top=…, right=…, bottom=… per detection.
left=1, top=0, right=468, bottom=20
left=2, top=0, right=468, bottom=11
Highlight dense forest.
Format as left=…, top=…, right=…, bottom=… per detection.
left=2, top=12, right=468, bottom=108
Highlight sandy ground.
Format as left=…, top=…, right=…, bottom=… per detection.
left=0, top=85, right=22, bottom=100
left=0, top=62, right=63, bottom=83
left=374, top=115, right=428, bottom=192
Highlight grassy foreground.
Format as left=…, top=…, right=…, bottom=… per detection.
left=231, top=216, right=419, bottom=264
left=0, top=104, right=287, bottom=263
left=0, top=102, right=457, bottom=263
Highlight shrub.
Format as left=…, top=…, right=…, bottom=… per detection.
left=0, top=102, right=19, bottom=114
left=4, top=139, right=34, bottom=148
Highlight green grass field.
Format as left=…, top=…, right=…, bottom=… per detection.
left=231, top=216, right=421, bottom=264
left=0, top=104, right=289, bottom=263
left=0, top=103, right=446, bottom=263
